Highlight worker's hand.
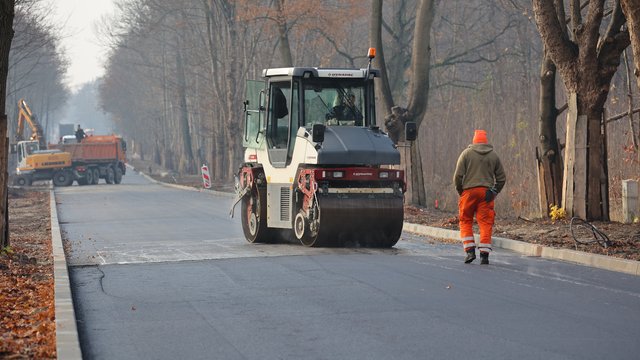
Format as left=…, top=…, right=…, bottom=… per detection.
left=485, top=188, right=497, bottom=202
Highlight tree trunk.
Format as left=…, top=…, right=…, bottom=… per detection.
left=584, top=105, right=605, bottom=220
left=386, top=0, right=436, bottom=205
left=537, top=51, right=563, bottom=216
left=623, top=50, right=639, bottom=152
left=621, top=0, right=640, bottom=89
left=405, top=0, right=435, bottom=206
left=222, top=0, right=241, bottom=179
left=410, top=138, right=426, bottom=205
left=202, top=0, right=225, bottom=180
left=563, top=92, right=610, bottom=220
left=370, top=0, right=394, bottom=118
left=0, top=0, right=15, bottom=249
left=620, top=0, right=640, bottom=157
left=533, top=0, right=628, bottom=220
left=176, top=41, right=195, bottom=174
left=274, top=0, right=293, bottom=67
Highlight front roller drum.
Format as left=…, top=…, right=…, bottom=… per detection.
left=295, top=194, right=404, bottom=248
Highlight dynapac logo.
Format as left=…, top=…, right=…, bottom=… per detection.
left=328, top=73, right=354, bottom=77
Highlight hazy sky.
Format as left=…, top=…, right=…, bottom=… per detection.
left=47, top=0, right=117, bottom=91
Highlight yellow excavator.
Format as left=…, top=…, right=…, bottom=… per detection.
left=12, top=99, right=72, bottom=186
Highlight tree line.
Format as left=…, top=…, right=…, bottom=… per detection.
left=98, top=0, right=639, bottom=221
left=1, top=0, right=69, bottom=248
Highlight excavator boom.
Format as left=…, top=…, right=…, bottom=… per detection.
left=16, top=98, right=46, bottom=149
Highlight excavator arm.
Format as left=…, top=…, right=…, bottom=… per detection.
left=16, top=98, right=46, bottom=149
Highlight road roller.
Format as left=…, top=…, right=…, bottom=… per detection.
left=231, top=50, right=416, bottom=247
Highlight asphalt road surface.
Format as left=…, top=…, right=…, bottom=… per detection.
left=56, top=169, right=640, bottom=360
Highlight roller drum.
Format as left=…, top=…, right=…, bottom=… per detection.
left=307, top=193, right=403, bottom=247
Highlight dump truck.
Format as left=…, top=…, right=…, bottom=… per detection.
left=12, top=99, right=128, bottom=186
left=231, top=49, right=416, bottom=247
left=48, top=135, right=127, bottom=185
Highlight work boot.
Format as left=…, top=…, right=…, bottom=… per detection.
left=464, top=248, right=476, bottom=264
left=480, top=252, right=489, bottom=265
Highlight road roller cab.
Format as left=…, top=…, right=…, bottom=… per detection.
left=233, top=52, right=415, bottom=247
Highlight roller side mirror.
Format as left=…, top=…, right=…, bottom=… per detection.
left=405, top=122, right=417, bottom=141
left=312, top=124, right=325, bottom=143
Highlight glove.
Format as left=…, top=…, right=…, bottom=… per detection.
left=485, top=188, right=497, bottom=202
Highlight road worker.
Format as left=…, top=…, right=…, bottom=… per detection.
left=453, top=129, right=506, bottom=264
left=75, top=124, right=86, bottom=143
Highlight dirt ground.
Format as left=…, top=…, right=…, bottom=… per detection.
left=0, top=187, right=56, bottom=359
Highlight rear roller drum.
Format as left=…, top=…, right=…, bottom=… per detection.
left=241, top=185, right=273, bottom=243
left=294, top=207, right=332, bottom=247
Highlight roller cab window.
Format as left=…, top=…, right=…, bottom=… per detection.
left=302, top=79, right=369, bottom=128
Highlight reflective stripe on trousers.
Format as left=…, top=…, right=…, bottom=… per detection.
left=458, top=187, right=494, bottom=253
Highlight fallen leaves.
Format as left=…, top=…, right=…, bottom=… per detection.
left=0, top=188, right=56, bottom=359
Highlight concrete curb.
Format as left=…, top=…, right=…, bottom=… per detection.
left=403, top=222, right=640, bottom=276
left=50, top=190, right=83, bottom=359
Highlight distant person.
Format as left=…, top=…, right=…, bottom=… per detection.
left=75, top=124, right=86, bottom=143
left=453, top=129, right=506, bottom=265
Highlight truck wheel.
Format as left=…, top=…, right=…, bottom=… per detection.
left=114, top=167, right=123, bottom=184
left=15, top=175, right=32, bottom=186
left=105, top=167, right=115, bottom=184
left=92, top=168, right=100, bottom=184
left=78, top=169, right=91, bottom=186
left=53, top=170, right=73, bottom=187
left=241, top=185, right=273, bottom=243
left=85, top=168, right=94, bottom=185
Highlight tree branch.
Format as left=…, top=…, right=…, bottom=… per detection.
left=606, top=107, right=640, bottom=123
left=533, top=0, right=578, bottom=67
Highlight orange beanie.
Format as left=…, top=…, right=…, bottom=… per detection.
left=473, top=130, right=488, bottom=144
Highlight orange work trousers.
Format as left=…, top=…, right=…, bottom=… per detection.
left=458, top=187, right=495, bottom=253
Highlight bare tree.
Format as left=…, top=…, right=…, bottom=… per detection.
left=0, top=0, right=15, bottom=249
left=621, top=0, right=640, bottom=155
left=373, top=0, right=516, bottom=206
left=371, top=0, right=434, bottom=205
left=533, top=0, right=629, bottom=220
left=7, top=3, right=68, bottom=143
left=536, top=0, right=568, bottom=216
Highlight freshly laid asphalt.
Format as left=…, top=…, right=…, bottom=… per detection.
left=54, top=170, right=640, bottom=359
